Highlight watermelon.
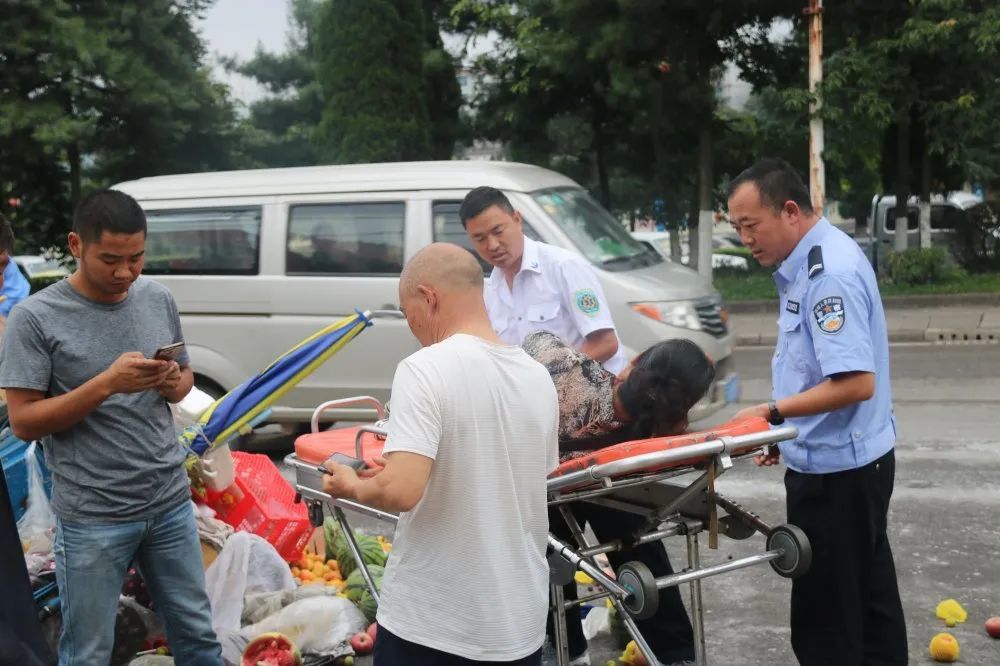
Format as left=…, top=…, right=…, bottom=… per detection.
left=328, top=523, right=387, bottom=578
left=344, top=565, right=384, bottom=623
left=242, top=632, right=302, bottom=666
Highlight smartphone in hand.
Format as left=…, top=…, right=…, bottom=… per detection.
left=153, top=342, right=186, bottom=362
left=318, top=452, right=366, bottom=473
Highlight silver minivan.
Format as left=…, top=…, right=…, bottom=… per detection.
left=114, top=161, right=739, bottom=426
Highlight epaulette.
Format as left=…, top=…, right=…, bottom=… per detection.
left=807, top=245, right=824, bottom=279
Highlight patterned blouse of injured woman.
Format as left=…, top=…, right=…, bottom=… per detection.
left=522, top=330, right=717, bottom=458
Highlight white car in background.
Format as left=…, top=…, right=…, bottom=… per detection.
left=631, top=231, right=749, bottom=270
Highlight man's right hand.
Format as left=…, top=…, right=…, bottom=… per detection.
left=102, top=352, right=172, bottom=395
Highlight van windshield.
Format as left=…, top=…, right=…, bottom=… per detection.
left=532, top=188, right=660, bottom=270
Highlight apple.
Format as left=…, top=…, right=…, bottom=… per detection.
left=367, top=622, right=378, bottom=642
left=986, top=616, right=1000, bottom=639
left=350, top=632, right=374, bottom=655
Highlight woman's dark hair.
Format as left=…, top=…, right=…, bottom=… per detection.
left=617, top=338, right=716, bottom=439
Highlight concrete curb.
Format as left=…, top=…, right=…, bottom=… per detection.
left=727, top=292, right=1000, bottom=314
left=737, top=328, right=1000, bottom=347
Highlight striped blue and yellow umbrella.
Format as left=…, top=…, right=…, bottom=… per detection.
left=186, top=310, right=372, bottom=456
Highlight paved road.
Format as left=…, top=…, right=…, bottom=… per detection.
left=282, top=344, right=1000, bottom=665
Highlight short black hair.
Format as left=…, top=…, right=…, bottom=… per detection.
left=0, top=213, right=14, bottom=255
left=726, top=158, right=813, bottom=215
left=459, top=186, right=514, bottom=228
left=72, top=189, right=147, bottom=242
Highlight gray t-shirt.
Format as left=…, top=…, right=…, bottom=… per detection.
left=0, top=277, right=191, bottom=523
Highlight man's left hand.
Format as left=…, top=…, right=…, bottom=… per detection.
left=732, top=403, right=769, bottom=422
left=157, top=362, right=182, bottom=396
left=322, top=461, right=360, bottom=499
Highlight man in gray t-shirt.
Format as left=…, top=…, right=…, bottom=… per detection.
left=0, top=190, right=221, bottom=665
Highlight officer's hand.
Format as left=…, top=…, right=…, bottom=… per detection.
left=358, top=456, right=387, bottom=479
left=102, top=353, right=172, bottom=395
left=733, top=404, right=769, bottom=422
left=753, top=445, right=781, bottom=467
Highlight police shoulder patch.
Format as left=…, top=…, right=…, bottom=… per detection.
left=574, top=288, right=601, bottom=316
left=812, top=296, right=845, bottom=334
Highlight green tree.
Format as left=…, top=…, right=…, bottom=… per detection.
left=314, top=0, right=431, bottom=163
left=0, top=0, right=244, bottom=254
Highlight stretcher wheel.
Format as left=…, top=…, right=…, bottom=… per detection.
left=767, top=524, right=812, bottom=578
left=617, top=561, right=659, bottom=620
left=307, top=501, right=325, bottom=528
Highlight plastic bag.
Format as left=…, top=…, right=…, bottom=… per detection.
left=16, top=442, right=55, bottom=554
left=204, top=532, right=295, bottom=637
left=221, top=596, right=365, bottom=664
left=242, top=585, right=344, bottom=626
left=174, top=387, right=237, bottom=491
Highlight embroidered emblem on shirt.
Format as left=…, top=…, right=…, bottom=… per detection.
left=786, top=300, right=800, bottom=314
left=574, top=289, right=600, bottom=316
left=812, top=296, right=845, bottom=334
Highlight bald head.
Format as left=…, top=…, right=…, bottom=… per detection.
left=400, top=243, right=484, bottom=298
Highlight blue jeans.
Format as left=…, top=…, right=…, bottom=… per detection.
left=53, top=500, right=221, bottom=665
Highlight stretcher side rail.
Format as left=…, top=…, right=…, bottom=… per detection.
left=546, top=425, right=799, bottom=493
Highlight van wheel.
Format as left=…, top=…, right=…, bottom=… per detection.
left=194, top=376, right=225, bottom=401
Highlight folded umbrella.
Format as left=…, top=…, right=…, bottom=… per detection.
left=186, top=310, right=372, bottom=456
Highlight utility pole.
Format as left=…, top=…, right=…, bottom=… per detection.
left=805, top=0, right=825, bottom=215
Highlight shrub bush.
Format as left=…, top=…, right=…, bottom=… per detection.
left=884, top=247, right=962, bottom=286
left=954, top=200, right=1000, bottom=272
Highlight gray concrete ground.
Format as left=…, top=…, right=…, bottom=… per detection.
left=279, top=344, right=1000, bottom=665
left=731, top=303, right=1000, bottom=346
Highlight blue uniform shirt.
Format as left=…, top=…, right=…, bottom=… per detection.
left=0, top=260, right=31, bottom=317
left=772, top=218, right=896, bottom=474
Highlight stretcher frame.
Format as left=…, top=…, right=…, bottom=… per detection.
left=286, top=397, right=810, bottom=666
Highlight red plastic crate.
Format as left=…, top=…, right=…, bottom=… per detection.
left=201, top=452, right=311, bottom=562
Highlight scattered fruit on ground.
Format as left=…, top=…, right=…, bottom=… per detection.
left=242, top=632, right=302, bottom=666
left=350, top=631, right=374, bottom=655
left=935, top=599, right=967, bottom=626
left=985, top=616, right=1000, bottom=638
left=290, top=550, right=343, bottom=588
left=928, top=632, right=960, bottom=663
left=619, top=640, right=649, bottom=665
left=574, top=571, right=594, bottom=585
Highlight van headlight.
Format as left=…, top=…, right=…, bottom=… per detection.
left=630, top=301, right=703, bottom=331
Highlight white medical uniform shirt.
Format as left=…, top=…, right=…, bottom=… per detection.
left=484, top=237, right=627, bottom=374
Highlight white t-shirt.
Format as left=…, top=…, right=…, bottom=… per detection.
left=376, top=334, right=559, bottom=660
left=484, top=237, right=628, bottom=374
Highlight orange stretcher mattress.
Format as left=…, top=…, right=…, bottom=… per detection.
left=548, top=417, right=771, bottom=479
left=295, top=427, right=386, bottom=467
left=295, top=417, right=771, bottom=479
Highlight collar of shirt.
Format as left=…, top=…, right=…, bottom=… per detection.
left=774, top=217, right=832, bottom=287
left=488, top=235, right=543, bottom=293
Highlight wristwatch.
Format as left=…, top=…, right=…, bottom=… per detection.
left=767, top=400, right=785, bottom=425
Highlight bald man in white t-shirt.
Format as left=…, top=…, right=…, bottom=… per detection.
left=321, top=243, right=559, bottom=665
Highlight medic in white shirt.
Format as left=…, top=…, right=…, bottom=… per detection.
left=459, top=186, right=628, bottom=374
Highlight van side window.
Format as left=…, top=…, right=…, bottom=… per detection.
left=287, top=203, right=405, bottom=275
left=145, top=207, right=261, bottom=275
left=884, top=207, right=919, bottom=232
left=432, top=201, right=542, bottom=274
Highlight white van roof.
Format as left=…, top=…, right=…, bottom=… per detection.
left=113, top=161, right=578, bottom=201
left=870, top=191, right=982, bottom=210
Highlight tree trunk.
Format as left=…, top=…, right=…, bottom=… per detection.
left=650, top=75, right=682, bottom=262
left=67, top=141, right=81, bottom=205
left=918, top=121, right=932, bottom=250
left=592, top=118, right=611, bottom=209
left=694, top=122, right=714, bottom=278
left=893, top=112, right=910, bottom=253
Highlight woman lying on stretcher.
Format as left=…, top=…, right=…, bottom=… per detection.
left=523, top=330, right=715, bottom=666
left=522, top=330, right=716, bottom=455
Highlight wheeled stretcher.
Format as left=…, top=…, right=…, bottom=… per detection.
left=286, top=397, right=810, bottom=665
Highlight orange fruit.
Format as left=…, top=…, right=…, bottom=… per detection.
left=929, top=632, right=960, bottom=662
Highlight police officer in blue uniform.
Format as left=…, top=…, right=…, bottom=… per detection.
left=728, top=159, right=907, bottom=664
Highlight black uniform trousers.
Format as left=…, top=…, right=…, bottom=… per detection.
left=547, top=503, right=695, bottom=664
left=785, top=448, right=907, bottom=665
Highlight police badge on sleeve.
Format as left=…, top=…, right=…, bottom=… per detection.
left=812, top=296, right=845, bottom=334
